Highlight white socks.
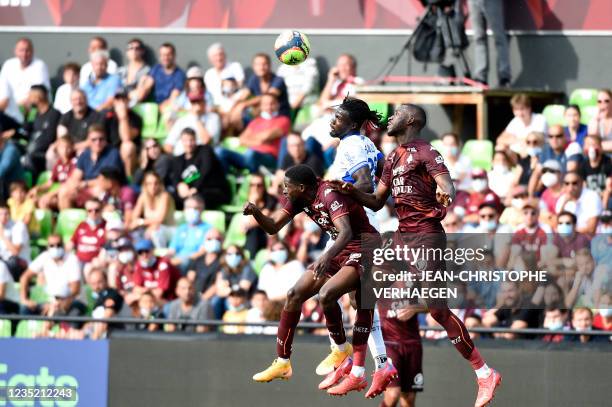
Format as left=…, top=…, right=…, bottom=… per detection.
left=350, top=365, right=365, bottom=377
left=368, top=308, right=389, bottom=370
left=277, top=357, right=289, bottom=363
left=475, top=363, right=491, bottom=379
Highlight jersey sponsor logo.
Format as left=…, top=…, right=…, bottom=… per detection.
left=330, top=201, right=343, bottom=212
left=349, top=253, right=362, bottom=261
left=324, top=188, right=333, bottom=197
left=392, top=176, right=412, bottom=195
left=314, top=203, right=324, bottom=210
left=392, top=165, right=405, bottom=176
left=317, top=217, right=330, bottom=225
left=435, top=155, right=444, bottom=164
left=406, top=147, right=417, bottom=152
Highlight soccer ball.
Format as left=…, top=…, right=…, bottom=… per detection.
left=274, top=30, right=311, bottom=65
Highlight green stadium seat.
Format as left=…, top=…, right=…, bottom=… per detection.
left=367, top=102, right=390, bottom=125
left=542, top=104, right=566, bottom=126
left=221, top=136, right=248, bottom=154
left=132, top=102, right=160, bottom=138
left=30, top=285, right=49, bottom=304
left=581, top=105, right=598, bottom=125
left=15, top=320, right=58, bottom=338
left=430, top=139, right=444, bottom=152
left=461, top=139, right=493, bottom=171
left=293, top=104, right=314, bottom=131
left=0, top=319, right=11, bottom=337
left=55, top=209, right=87, bottom=243
left=174, top=210, right=185, bottom=225
left=202, top=210, right=226, bottom=233
left=569, top=88, right=599, bottom=109
left=34, top=208, right=54, bottom=247
left=23, top=171, right=33, bottom=189
left=36, top=171, right=51, bottom=185
left=224, top=213, right=247, bottom=248
left=252, top=249, right=269, bottom=276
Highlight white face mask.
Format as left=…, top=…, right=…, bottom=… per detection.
left=453, top=206, right=466, bottom=218
left=260, top=111, right=278, bottom=120
left=270, top=250, right=288, bottom=265
left=118, top=251, right=134, bottom=264
left=527, top=146, right=542, bottom=157
left=140, top=307, right=152, bottom=318
left=480, top=219, right=497, bottom=232
left=225, top=253, right=242, bottom=268
left=86, top=218, right=102, bottom=227
left=184, top=208, right=201, bottom=225
left=203, top=239, right=222, bottom=254
left=587, top=147, right=598, bottom=160
left=472, top=179, right=488, bottom=193
left=599, top=225, right=612, bottom=235
left=445, top=145, right=459, bottom=157
left=49, top=247, right=65, bottom=259
left=493, top=164, right=509, bottom=173
left=546, top=319, right=564, bottom=331
left=511, top=198, right=524, bottom=209
left=598, top=308, right=612, bottom=318
left=381, top=142, right=398, bottom=156
left=139, top=257, right=156, bottom=268
left=541, top=172, right=559, bottom=188
left=557, top=223, right=573, bottom=236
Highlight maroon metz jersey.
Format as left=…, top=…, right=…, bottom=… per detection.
left=379, top=304, right=422, bottom=345
left=280, top=180, right=377, bottom=242
left=380, top=139, right=449, bottom=232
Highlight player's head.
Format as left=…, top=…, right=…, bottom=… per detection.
left=387, top=104, right=427, bottom=137
left=284, top=164, right=318, bottom=204
left=330, top=96, right=381, bottom=138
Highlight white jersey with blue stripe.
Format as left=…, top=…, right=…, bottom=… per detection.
left=327, top=132, right=384, bottom=190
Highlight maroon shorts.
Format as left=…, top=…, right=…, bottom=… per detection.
left=314, top=235, right=381, bottom=278
left=386, top=342, right=424, bottom=393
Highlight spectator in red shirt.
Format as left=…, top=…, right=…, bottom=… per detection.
left=593, top=293, right=612, bottom=331
left=464, top=168, right=502, bottom=225
left=509, top=198, right=551, bottom=268
left=217, top=93, right=290, bottom=173
left=67, top=198, right=106, bottom=266
left=132, top=238, right=179, bottom=305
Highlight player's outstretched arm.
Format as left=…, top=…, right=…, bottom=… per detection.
left=434, top=172, right=456, bottom=207
left=329, top=180, right=390, bottom=211
left=243, top=202, right=291, bottom=235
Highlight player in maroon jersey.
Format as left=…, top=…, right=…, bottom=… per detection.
left=331, top=104, right=502, bottom=407
left=247, top=164, right=386, bottom=396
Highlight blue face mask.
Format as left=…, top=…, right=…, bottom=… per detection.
left=480, top=220, right=497, bottom=232
left=270, top=250, right=288, bottom=265
left=558, top=223, right=573, bottom=236
left=225, top=253, right=242, bottom=268
left=184, top=208, right=201, bottom=225
left=203, top=239, right=221, bottom=254
left=527, top=146, right=542, bottom=157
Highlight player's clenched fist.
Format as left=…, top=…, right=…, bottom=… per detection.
left=243, top=202, right=258, bottom=215
left=436, top=190, right=452, bottom=207
left=328, top=180, right=355, bottom=194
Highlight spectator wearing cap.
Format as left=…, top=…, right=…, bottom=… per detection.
left=168, top=195, right=210, bottom=272
left=0, top=202, right=30, bottom=281
left=488, top=150, right=518, bottom=200
left=57, top=124, right=124, bottom=210
left=129, top=171, right=175, bottom=248
left=0, top=38, right=50, bottom=118
left=132, top=238, right=180, bottom=304
left=23, top=85, right=61, bottom=180
left=0, top=133, right=25, bottom=201
left=556, top=171, right=602, bottom=234
left=565, top=307, right=609, bottom=343
left=117, top=38, right=151, bottom=106
left=169, top=128, right=230, bottom=210
left=508, top=198, right=552, bottom=270
left=132, top=139, right=173, bottom=189
left=0, top=260, right=19, bottom=314
left=217, top=93, right=291, bottom=174
left=463, top=168, right=501, bottom=225
left=497, top=94, right=547, bottom=156
left=81, top=50, right=122, bottom=111
left=67, top=199, right=106, bottom=267
left=186, top=228, right=224, bottom=300
left=164, top=88, right=221, bottom=155
left=533, top=160, right=564, bottom=227
left=564, top=105, right=588, bottom=147
left=79, top=37, right=118, bottom=87
left=101, top=89, right=143, bottom=177
left=19, top=234, right=80, bottom=315
left=499, top=185, right=528, bottom=231
left=204, top=43, right=245, bottom=107
left=165, top=277, right=213, bottom=333
left=54, top=89, right=103, bottom=157
left=141, top=43, right=186, bottom=110
left=221, top=288, right=249, bottom=334
left=516, top=131, right=545, bottom=186
left=567, top=134, right=612, bottom=195
left=86, top=269, right=125, bottom=339
left=54, top=63, right=80, bottom=115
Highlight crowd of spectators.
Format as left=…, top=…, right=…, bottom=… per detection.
left=0, top=36, right=610, bottom=343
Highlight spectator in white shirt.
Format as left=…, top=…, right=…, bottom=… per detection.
left=79, top=36, right=118, bottom=87
left=257, top=241, right=305, bottom=302
left=0, top=37, right=50, bottom=107
left=0, top=261, right=19, bottom=314
left=497, top=93, right=547, bottom=157
left=439, top=132, right=473, bottom=189
left=276, top=57, right=319, bottom=111
left=164, top=89, right=221, bottom=155
left=0, top=203, right=30, bottom=280
left=204, top=43, right=245, bottom=107
left=244, top=289, right=270, bottom=335
left=555, top=171, right=602, bottom=234
left=19, top=234, right=81, bottom=315
left=53, top=62, right=81, bottom=114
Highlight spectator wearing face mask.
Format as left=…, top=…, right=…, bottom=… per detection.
left=132, top=238, right=180, bottom=305
left=84, top=218, right=127, bottom=279
left=551, top=211, right=590, bottom=265
left=130, top=291, right=163, bottom=332
left=567, top=134, right=612, bottom=195
left=19, top=234, right=81, bottom=315
left=593, top=293, right=612, bottom=332
left=244, top=290, right=270, bottom=335
left=564, top=105, right=588, bottom=147
left=472, top=202, right=512, bottom=269
left=65, top=198, right=106, bottom=267
left=165, top=277, right=213, bottom=333
left=212, top=245, right=256, bottom=319
left=591, top=210, right=612, bottom=269
left=186, top=229, right=224, bottom=300
left=222, top=288, right=250, bottom=334
left=530, top=160, right=563, bottom=226
left=498, top=185, right=528, bottom=231
left=168, top=195, right=210, bottom=272
left=555, top=171, right=602, bottom=234
left=508, top=199, right=552, bottom=270
left=541, top=308, right=570, bottom=343
left=215, top=75, right=243, bottom=134
left=463, top=169, right=501, bottom=225
left=257, top=242, right=305, bottom=302
left=439, top=132, right=472, bottom=189
left=488, top=150, right=517, bottom=200
left=108, top=238, right=139, bottom=306
left=565, top=307, right=609, bottom=343
left=515, top=131, right=545, bottom=187
left=497, top=94, right=547, bottom=156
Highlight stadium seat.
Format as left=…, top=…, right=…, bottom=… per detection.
left=174, top=210, right=185, bottom=225
left=23, top=171, right=33, bottom=189
left=0, top=319, right=11, bottom=337
left=132, top=102, right=160, bottom=138
left=55, top=209, right=87, bottom=243
left=581, top=105, right=598, bottom=125
left=461, top=139, right=493, bottom=171
left=30, top=285, right=49, bottom=304
left=34, top=208, right=53, bottom=247
left=202, top=210, right=226, bottom=233
left=36, top=170, right=51, bottom=185
left=221, top=136, right=247, bottom=154
left=368, top=102, right=390, bottom=125
left=569, top=88, right=599, bottom=109
left=542, top=104, right=566, bottom=126
left=252, top=249, right=269, bottom=276
left=293, top=104, right=314, bottom=131
left=430, top=139, right=444, bottom=152
left=15, top=320, right=58, bottom=338
left=224, top=213, right=246, bottom=248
